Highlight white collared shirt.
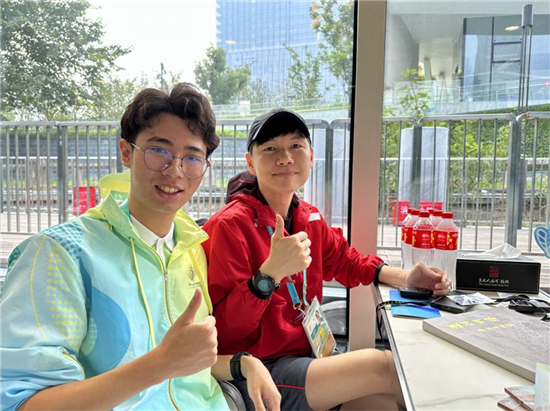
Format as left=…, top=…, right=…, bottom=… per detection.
left=130, top=215, right=174, bottom=265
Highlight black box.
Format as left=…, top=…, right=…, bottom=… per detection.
left=456, top=251, right=541, bottom=294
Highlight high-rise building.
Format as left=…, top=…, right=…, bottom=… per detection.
left=216, top=0, right=342, bottom=102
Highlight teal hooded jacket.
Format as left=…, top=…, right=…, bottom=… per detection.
left=0, top=192, right=228, bottom=411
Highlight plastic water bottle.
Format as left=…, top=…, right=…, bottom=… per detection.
left=401, top=209, right=419, bottom=270
left=412, top=211, right=434, bottom=267
left=431, top=209, right=443, bottom=230
left=433, top=212, right=459, bottom=290
left=400, top=210, right=411, bottom=270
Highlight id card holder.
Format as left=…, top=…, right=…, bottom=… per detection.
left=302, top=296, right=336, bottom=358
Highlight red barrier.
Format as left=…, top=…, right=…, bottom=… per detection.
left=73, top=186, right=97, bottom=215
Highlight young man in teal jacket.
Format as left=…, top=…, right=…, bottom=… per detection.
left=0, top=84, right=280, bottom=411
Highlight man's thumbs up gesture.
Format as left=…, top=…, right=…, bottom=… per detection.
left=153, top=289, right=218, bottom=379
left=260, top=214, right=312, bottom=284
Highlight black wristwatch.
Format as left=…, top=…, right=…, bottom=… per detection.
left=230, top=351, right=251, bottom=382
left=252, top=269, right=280, bottom=296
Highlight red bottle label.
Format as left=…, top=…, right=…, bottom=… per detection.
left=412, top=229, right=433, bottom=249
left=403, top=226, right=414, bottom=244
left=434, top=231, right=458, bottom=250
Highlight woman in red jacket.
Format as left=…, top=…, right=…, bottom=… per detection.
left=203, top=109, right=450, bottom=411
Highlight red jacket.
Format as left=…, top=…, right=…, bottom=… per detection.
left=202, top=172, right=384, bottom=359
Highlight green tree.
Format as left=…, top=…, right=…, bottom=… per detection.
left=240, top=79, right=279, bottom=104
left=0, top=0, right=130, bottom=120
left=310, top=0, right=354, bottom=97
left=83, top=75, right=149, bottom=121
left=388, top=69, right=430, bottom=120
left=284, top=45, right=324, bottom=101
left=153, top=64, right=183, bottom=94
left=194, top=45, right=250, bottom=105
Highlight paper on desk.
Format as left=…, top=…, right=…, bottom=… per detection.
left=463, top=243, right=521, bottom=259
left=446, top=292, right=494, bottom=306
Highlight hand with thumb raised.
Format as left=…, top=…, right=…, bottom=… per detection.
left=271, top=214, right=285, bottom=241
left=175, top=287, right=202, bottom=326
left=260, top=214, right=312, bottom=284
left=152, top=289, right=218, bottom=379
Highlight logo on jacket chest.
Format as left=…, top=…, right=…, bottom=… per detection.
left=188, top=266, right=201, bottom=288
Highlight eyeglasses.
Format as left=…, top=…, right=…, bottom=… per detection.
left=130, top=143, right=210, bottom=179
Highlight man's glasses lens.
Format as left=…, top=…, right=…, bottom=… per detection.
left=143, top=146, right=208, bottom=178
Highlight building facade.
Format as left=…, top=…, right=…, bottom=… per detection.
left=216, top=0, right=343, bottom=103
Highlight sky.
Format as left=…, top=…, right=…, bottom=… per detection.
left=88, top=1, right=217, bottom=83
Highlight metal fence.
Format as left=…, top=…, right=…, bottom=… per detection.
left=1, top=113, right=548, bottom=254
left=378, top=112, right=549, bottom=253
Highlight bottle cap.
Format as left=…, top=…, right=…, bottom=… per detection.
left=419, top=211, right=430, bottom=218
left=442, top=212, right=453, bottom=218
left=433, top=210, right=443, bottom=216
left=410, top=208, right=420, bottom=215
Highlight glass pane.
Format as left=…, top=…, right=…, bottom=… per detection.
left=1, top=0, right=355, bottom=338
left=383, top=3, right=550, bottom=115
left=493, top=43, right=521, bottom=62
left=381, top=0, right=550, bottom=269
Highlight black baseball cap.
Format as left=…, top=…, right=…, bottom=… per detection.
left=247, top=108, right=310, bottom=152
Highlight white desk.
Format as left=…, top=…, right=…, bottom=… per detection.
left=375, top=285, right=546, bottom=411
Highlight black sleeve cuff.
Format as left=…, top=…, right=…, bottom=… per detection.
left=248, top=277, right=272, bottom=300
left=374, top=263, right=388, bottom=285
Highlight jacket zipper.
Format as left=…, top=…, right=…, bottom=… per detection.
left=136, top=239, right=180, bottom=411
left=137, top=240, right=173, bottom=324
left=157, top=254, right=180, bottom=410
left=157, top=252, right=180, bottom=411
left=62, top=349, right=85, bottom=378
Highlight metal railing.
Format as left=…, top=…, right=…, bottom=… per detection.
left=1, top=113, right=548, bottom=255
left=385, top=79, right=550, bottom=111
left=378, top=112, right=549, bottom=253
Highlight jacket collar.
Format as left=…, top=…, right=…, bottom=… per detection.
left=230, top=193, right=312, bottom=233
left=87, top=191, right=208, bottom=252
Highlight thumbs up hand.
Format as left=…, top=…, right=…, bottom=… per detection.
left=153, top=289, right=218, bottom=378
left=259, top=214, right=312, bottom=284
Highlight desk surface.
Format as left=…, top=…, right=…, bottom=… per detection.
left=375, top=285, right=545, bottom=411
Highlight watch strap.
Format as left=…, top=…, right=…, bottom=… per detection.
left=374, top=262, right=387, bottom=285
left=230, top=351, right=251, bottom=382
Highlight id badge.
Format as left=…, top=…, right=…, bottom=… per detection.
left=302, top=296, right=336, bottom=358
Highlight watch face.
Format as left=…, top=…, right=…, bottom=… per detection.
left=257, top=277, right=274, bottom=293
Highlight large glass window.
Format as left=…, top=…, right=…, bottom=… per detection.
left=1, top=0, right=355, bottom=336
left=379, top=0, right=549, bottom=282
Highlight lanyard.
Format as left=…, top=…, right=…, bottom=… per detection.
left=266, top=226, right=309, bottom=311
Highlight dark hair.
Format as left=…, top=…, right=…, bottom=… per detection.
left=120, top=83, right=219, bottom=158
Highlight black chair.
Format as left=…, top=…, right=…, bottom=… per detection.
left=220, top=381, right=247, bottom=411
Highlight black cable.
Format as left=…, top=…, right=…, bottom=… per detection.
left=485, top=294, right=550, bottom=320
left=375, top=300, right=431, bottom=344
